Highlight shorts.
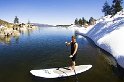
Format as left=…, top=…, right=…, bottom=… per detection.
left=71, top=55, right=77, bottom=61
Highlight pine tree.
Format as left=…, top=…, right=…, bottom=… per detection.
left=74, top=18, right=79, bottom=25
left=28, top=20, right=30, bottom=24
left=112, top=0, right=123, bottom=15
left=102, top=1, right=112, bottom=16
left=89, top=17, right=96, bottom=25
left=14, top=16, right=19, bottom=24
left=82, top=17, right=87, bottom=25
left=78, top=18, right=83, bottom=26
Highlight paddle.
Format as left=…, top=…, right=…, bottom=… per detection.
left=74, top=68, right=79, bottom=82
left=65, top=41, right=79, bottom=82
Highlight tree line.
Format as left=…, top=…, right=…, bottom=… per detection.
left=74, top=17, right=96, bottom=26
left=102, top=0, right=123, bottom=16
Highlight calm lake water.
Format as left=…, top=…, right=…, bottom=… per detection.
left=0, top=27, right=124, bottom=82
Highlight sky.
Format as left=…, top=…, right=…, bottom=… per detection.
left=0, top=0, right=124, bottom=25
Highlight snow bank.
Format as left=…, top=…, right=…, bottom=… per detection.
left=76, top=10, right=124, bottom=68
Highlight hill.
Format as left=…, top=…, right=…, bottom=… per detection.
left=31, top=23, right=54, bottom=27
left=0, top=19, right=13, bottom=27
left=76, top=10, right=124, bottom=69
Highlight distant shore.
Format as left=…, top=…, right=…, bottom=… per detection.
left=0, top=23, right=37, bottom=37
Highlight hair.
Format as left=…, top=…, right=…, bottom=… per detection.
left=72, top=35, right=76, bottom=39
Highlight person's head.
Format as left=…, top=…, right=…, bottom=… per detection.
left=72, top=36, right=76, bottom=42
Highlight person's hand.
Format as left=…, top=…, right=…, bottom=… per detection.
left=65, top=42, right=68, bottom=46
left=65, top=42, right=67, bottom=44
left=69, top=55, right=73, bottom=58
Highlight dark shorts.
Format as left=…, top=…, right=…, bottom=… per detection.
left=71, top=55, right=77, bottom=61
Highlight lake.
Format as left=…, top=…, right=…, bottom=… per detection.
left=0, top=27, right=124, bottom=82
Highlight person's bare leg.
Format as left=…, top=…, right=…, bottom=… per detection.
left=72, top=61, right=75, bottom=70
left=68, top=60, right=73, bottom=70
left=68, top=60, right=76, bottom=70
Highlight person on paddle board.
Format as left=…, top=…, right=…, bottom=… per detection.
left=65, top=36, right=78, bottom=70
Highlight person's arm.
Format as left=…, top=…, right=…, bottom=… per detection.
left=65, top=41, right=72, bottom=46
left=72, top=43, right=78, bottom=56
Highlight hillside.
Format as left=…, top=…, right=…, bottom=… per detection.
left=0, top=19, right=13, bottom=27
left=76, top=10, right=124, bottom=69
left=31, top=23, right=54, bottom=27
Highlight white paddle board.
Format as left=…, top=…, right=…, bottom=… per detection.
left=30, top=65, right=92, bottom=78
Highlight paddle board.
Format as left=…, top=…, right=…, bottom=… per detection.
left=30, top=65, right=92, bottom=78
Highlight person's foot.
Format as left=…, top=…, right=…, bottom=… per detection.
left=66, top=66, right=71, bottom=70
left=67, top=66, right=75, bottom=71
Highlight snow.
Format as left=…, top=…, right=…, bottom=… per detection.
left=76, top=10, right=124, bottom=68
left=0, top=25, right=5, bottom=28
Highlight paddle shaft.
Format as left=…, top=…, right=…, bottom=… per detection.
left=74, top=69, right=79, bottom=82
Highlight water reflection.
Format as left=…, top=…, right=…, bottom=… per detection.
left=0, top=36, right=12, bottom=45
left=0, top=28, right=37, bottom=45
left=97, top=48, right=117, bottom=67
left=76, top=31, right=124, bottom=80
left=96, top=44, right=124, bottom=80
left=13, top=36, right=20, bottom=44
left=112, top=64, right=124, bottom=80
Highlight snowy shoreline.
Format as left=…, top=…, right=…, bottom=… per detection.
left=74, top=10, right=124, bottom=69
